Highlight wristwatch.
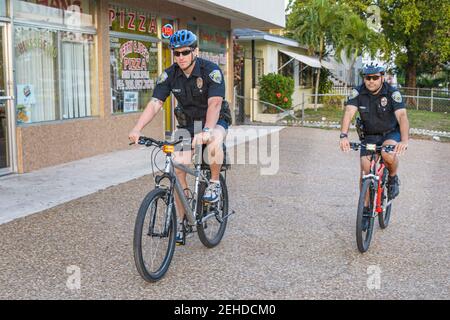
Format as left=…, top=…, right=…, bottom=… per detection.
left=202, top=127, right=210, bottom=133
left=339, top=132, right=348, bottom=139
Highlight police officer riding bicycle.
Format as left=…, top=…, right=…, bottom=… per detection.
left=129, top=29, right=232, bottom=244
left=340, top=63, right=409, bottom=202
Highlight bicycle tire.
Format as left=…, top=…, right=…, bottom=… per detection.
left=133, top=188, right=176, bottom=282
left=378, top=168, right=392, bottom=229
left=197, top=174, right=229, bottom=248
left=356, top=179, right=376, bottom=253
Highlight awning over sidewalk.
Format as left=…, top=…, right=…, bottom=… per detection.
left=279, top=49, right=332, bottom=69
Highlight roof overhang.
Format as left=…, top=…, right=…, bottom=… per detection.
left=167, top=0, right=285, bottom=29
left=235, top=34, right=300, bottom=47
left=280, top=49, right=335, bottom=69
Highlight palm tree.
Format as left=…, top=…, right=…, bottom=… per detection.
left=287, top=0, right=380, bottom=107
left=334, top=13, right=380, bottom=86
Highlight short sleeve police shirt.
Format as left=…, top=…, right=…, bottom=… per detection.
left=345, top=82, right=405, bottom=134
left=152, top=57, right=225, bottom=107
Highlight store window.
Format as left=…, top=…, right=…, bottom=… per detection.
left=109, top=5, right=159, bottom=113
left=13, top=1, right=97, bottom=124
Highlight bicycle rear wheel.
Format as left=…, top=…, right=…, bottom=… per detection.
left=133, top=188, right=176, bottom=282
left=197, top=174, right=229, bottom=248
left=356, top=179, right=376, bottom=253
left=378, top=168, right=392, bottom=229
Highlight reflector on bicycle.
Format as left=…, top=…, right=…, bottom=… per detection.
left=366, top=143, right=376, bottom=151
left=163, top=145, right=175, bottom=153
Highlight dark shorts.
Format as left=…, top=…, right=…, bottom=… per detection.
left=360, top=130, right=401, bottom=157
left=177, top=119, right=229, bottom=137
left=173, top=119, right=229, bottom=152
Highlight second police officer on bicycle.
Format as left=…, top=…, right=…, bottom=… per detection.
left=129, top=29, right=232, bottom=245
left=339, top=63, right=409, bottom=228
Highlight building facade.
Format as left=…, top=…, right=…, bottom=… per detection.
left=0, top=0, right=284, bottom=175
left=234, top=29, right=328, bottom=122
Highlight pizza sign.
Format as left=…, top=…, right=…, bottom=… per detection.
left=109, top=5, right=157, bottom=36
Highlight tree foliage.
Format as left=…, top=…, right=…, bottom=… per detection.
left=343, top=0, right=450, bottom=87
left=287, top=0, right=382, bottom=104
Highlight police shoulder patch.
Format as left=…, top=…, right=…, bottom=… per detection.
left=209, top=69, right=222, bottom=84
left=157, top=71, right=168, bottom=85
left=392, top=91, right=402, bottom=103
left=349, top=88, right=359, bottom=100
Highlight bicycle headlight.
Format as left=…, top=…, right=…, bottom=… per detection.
left=366, top=144, right=376, bottom=151
left=163, top=145, right=175, bottom=153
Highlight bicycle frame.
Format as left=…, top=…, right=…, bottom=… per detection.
left=156, top=145, right=209, bottom=227
left=363, top=152, right=386, bottom=217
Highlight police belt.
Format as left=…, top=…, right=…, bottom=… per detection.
left=365, top=126, right=399, bottom=137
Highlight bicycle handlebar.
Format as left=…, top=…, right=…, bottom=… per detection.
left=129, top=136, right=184, bottom=148
left=349, top=142, right=396, bottom=153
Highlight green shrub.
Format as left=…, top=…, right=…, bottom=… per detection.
left=258, top=73, right=294, bottom=113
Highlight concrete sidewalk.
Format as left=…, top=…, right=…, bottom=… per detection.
left=0, top=125, right=284, bottom=225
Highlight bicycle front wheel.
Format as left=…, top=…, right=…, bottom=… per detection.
left=356, top=179, right=376, bottom=253
left=378, top=168, right=392, bottom=229
left=133, top=188, right=176, bottom=282
left=197, top=174, right=229, bottom=248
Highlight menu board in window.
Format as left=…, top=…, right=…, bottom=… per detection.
left=110, top=37, right=158, bottom=113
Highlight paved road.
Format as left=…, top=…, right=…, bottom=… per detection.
left=0, top=127, right=449, bottom=299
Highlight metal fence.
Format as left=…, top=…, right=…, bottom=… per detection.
left=332, top=85, right=450, bottom=112
left=398, top=87, right=450, bottom=112
left=233, top=85, right=450, bottom=136
left=234, top=93, right=298, bottom=124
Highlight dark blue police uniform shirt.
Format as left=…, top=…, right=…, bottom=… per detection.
left=152, top=57, right=225, bottom=119
left=345, top=82, right=405, bottom=135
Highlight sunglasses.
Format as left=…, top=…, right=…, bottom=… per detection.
left=173, top=49, right=193, bottom=57
left=364, top=75, right=381, bottom=81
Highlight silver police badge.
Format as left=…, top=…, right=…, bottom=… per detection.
left=157, top=71, right=168, bottom=85
left=392, top=91, right=402, bottom=103
left=209, top=70, right=222, bottom=84
left=349, top=88, right=359, bottom=100
left=196, top=77, right=203, bottom=89
left=381, top=97, right=388, bottom=107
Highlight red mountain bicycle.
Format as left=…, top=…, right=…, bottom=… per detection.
left=350, top=142, right=396, bottom=253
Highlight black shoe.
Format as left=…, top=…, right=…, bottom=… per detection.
left=388, top=175, right=400, bottom=200
left=362, top=207, right=371, bottom=232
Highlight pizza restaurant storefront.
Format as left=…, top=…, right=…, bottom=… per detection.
left=0, top=0, right=233, bottom=174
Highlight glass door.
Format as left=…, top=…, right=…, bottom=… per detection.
left=0, top=23, right=13, bottom=174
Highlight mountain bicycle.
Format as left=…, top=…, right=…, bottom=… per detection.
left=350, top=142, right=396, bottom=253
left=131, top=136, right=233, bottom=282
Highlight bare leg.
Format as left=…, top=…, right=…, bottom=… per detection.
left=205, top=125, right=227, bottom=181
left=381, top=139, right=399, bottom=176
left=173, top=150, right=193, bottom=222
